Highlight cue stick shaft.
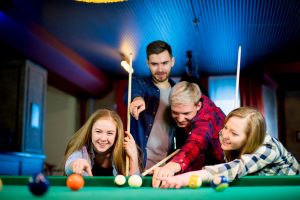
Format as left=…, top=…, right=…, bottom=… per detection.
left=126, top=53, right=133, bottom=176
left=142, top=149, right=180, bottom=176
left=234, top=46, right=241, bottom=109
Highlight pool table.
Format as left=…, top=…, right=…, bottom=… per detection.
left=0, top=175, right=299, bottom=200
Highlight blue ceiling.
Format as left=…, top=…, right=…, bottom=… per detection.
left=0, top=0, right=299, bottom=96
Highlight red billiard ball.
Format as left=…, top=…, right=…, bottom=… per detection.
left=28, top=173, right=49, bottom=196
left=66, top=174, right=84, bottom=191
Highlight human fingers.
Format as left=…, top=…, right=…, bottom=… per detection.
left=87, top=168, right=93, bottom=176
left=130, top=99, right=145, bottom=120
left=83, top=163, right=93, bottom=176
left=130, top=101, right=140, bottom=120
left=132, top=106, right=139, bottom=120
left=136, top=102, right=145, bottom=115
left=162, top=180, right=177, bottom=189
left=156, top=176, right=167, bottom=181
left=160, top=181, right=169, bottom=189
left=157, top=167, right=174, bottom=178
left=85, top=167, right=93, bottom=176
left=125, top=131, right=134, bottom=140
left=157, top=176, right=173, bottom=188
left=161, top=178, right=181, bottom=189
left=124, top=136, right=129, bottom=143
left=157, top=168, right=175, bottom=188
left=72, top=162, right=84, bottom=175
left=175, top=183, right=183, bottom=189
left=124, top=136, right=133, bottom=147
left=152, top=168, right=162, bottom=188
left=152, top=177, right=161, bottom=188
left=126, top=146, right=138, bottom=161
left=129, top=100, right=139, bottom=111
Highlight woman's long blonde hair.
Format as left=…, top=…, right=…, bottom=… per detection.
left=64, top=109, right=126, bottom=175
left=223, top=107, right=266, bottom=162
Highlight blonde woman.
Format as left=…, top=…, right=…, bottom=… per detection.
left=158, top=107, right=299, bottom=188
left=64, top=109, right=142, bottom=176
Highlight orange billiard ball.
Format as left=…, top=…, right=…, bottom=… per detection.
left=66, top=174, right=84, bottom=191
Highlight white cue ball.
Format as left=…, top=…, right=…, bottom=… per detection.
left=128, top=175, right=143, bottom=188
left=114, top=175, right=126, bottom=186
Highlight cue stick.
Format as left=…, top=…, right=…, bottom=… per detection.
left=126, top=53, right=133, bottom=176
left=234, top=46, right=241, bottom=109
left=142, top=149, right=180, bottom=176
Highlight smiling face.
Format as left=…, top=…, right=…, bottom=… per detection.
left=171, top=102, right=201, bottom=128
left=147, top=50, right=174, bottom=84
left=91, top=118, right=117, bottom=154
left=219, top=116, right=248, bottom=151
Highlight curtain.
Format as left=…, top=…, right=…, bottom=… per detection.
left=240, top=72, right=265, bottom=115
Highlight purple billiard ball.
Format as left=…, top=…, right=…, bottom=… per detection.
left=28, top=173, right=49, bottom=196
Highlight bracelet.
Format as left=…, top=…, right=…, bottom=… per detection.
left=188, top=174, right=202, bottom=189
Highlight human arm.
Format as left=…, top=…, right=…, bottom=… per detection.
left=157, top=144, right=276, bottom=189
left=124, top=77, right=146, bottom=120
left=123, top=131, right=140, bottom=175
left=204, top=142, right=278, bottom=182
left=170, top=122, right=212, bottom=172
left=65, top=150, right=93, bottom=176
left=151, top=119, right=213, bottom=187
left=157, top=140, right=280, bottom=188
left=152, top=162, right=181, bottom=188
left=158, top=170, right=212, bottom=189
left=68, top=159, right=93, bottom=176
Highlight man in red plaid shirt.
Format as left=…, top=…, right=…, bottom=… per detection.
left=152, top=81, right=225, bottom=188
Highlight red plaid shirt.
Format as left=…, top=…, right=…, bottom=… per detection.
left=170, top=95, right=225, bottom=173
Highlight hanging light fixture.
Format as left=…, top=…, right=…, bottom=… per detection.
left=75, top=0, right=127, bottom=3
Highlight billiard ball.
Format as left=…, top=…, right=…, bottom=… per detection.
left=128, top=174, right=142, bottom=188
left=66, top=174, right=84, bottom=191
left=188, top=174, right=202, bottom=189
left=211, top=175, right=229, bottom=191
left=114, top=175, right=126, bottom=186
left=28, top=173, right=49, bottom=196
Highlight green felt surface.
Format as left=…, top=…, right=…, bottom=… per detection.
left=0, top=175, right=299, bottom=200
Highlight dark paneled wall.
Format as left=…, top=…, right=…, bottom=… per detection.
left=0, top=59, right=47, bottom=175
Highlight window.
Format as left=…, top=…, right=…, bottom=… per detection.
left=208, top=75, right=240, bottom=115
left=30, top=103, right=41, bottom=129
left=262, top=85, right=278, bottom=138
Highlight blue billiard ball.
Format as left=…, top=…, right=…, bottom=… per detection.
left=211, top=175, right=229, bottom=191
left=28, top=173, right=49, bottom=196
